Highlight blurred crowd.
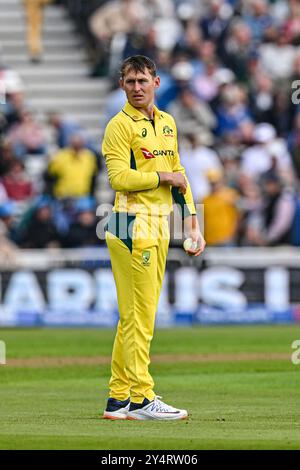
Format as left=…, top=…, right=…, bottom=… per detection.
left=1, top=0, right=300, bottom=255
left=0, top=59, right=102, bottom=261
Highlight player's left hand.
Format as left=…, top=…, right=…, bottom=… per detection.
left=186, top=231, right=206, bottom=256
left=184, top=215, right=206, bottom=257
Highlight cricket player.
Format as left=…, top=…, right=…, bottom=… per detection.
left=102, top=55, right=205, bottom=420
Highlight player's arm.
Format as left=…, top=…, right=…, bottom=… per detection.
left=102, top=120, right=159, bottom=192
left=171, top=119, right=205, bottom=256
left=170, top=119, right=197, bottom=220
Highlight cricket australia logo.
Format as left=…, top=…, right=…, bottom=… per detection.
left=142, top=250, right=151, bottom=266
left=163, top=125, right=174, bottom=137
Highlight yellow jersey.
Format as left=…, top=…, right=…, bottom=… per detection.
left=48, top=148, right=97, bottom=199
left=102, top=101, right=196, bottom=217
left=203, top=187, right=239, bottom=245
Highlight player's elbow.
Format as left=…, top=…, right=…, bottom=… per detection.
left=109, top=177, right=121, bottom=191
left=109, top=173, right=130, bottom=192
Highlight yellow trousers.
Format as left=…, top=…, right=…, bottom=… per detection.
left=23, top=0, right=52, bottom=56
left=105, top=213, right=169, bottom=403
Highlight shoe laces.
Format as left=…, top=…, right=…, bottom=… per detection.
left=151, top=396, right=177, bottom=413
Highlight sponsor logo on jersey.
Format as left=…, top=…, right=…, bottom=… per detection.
left=141, top=128, right=147, bottom=137
left=141, top=147, right=155, bottom=159
left=153, top=149, right=174, bottom=157
left=140, top=148, right=174, bottom=159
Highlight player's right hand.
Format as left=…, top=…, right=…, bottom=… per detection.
left=158, top=172, right=187, bottom=194
left=170, top=172, right=187, bottom=194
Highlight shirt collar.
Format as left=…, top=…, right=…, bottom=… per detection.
left=122, top=101, right=162, bottom=121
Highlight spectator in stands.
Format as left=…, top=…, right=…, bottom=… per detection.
left=122, top=28, right=157, bottom=66
left=215, top=83, right=253, bottom=137
left=241, top=123, right=294, bottom=183
left=193, top=59, right=224, bottom=104
left=88, top=0, right=149, bottom=76
left=0, top=115, right=5, bottom=137
left=244, top=0, right=274, bottom=43
left=249, top=72, right=276, bottom=125
left=150, top=8, right=182, bottom=53
left=282, top=0, right=300, bottom=45
left=62, top=197, right=99, bottom=248
left=23, top=0, right=53, bottom=63
left=17, top=196, right=61, bottom=248
left=1, top=0, right=300, bottom=251
left=103, top=82, right=127, bottom=125
left=45, top=133, right=99, bottom=199
left=7, top=109, right=48, bottom=158
left=0, top=139, right=15, bottom=177
left=250, top=71, right=294, bottom=137
left=216, top=127, right=247, bottom=164
left=0, top=63, right=25, bottom=132
left=43, top=129, right=100, bottom=238
left=202, top=169, right=240, bottom=246
left=0, top=97, right=21, bottom=134
left=258, top=27, right=296, bottom=82
left=236, top=172, right=263, bottom=244
left=180, top=131, right=222, bottom=202
left=166, top=86, right=216, bottom=136
left=0, top=63, right=24, bottom=98
left=206, top=66, right=236, bottom=111
left=174, top=16, right=202, bottom=61
left=157, top=59, right=194, bottom=110
left=191, top=40, right=219, bottom=83
left=200, top=0, right=233, bottom=56
left=176, top=18, right=200, bottom=54
left=222, top=19, right=256, bottom=83
left=154, top=50, right=174, bottom=102
left=48, top=112, right=100, bottom=158
left=272, top=87, right=295, bottom=137
left=89, top=0, right=148, bottom=44
left=0, top=181, right=8, bottom=205
left=147, top=0, right=175, bottom=20
left=48, top=112, right=83, bottom=148
left=246, top=169, right=296, bottom=246
left=1, top=159, right=34, bottom=202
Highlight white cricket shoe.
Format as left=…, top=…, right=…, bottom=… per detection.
left=127, top=396, right=188, bottom=421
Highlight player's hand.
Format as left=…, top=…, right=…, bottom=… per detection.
left=184, top=215, right=206, bottom=257
left=186, top=231, right=206, bottom=256
left=158, top=172, right=187, bottom=194
left=172, top=172, right=187, bottom=194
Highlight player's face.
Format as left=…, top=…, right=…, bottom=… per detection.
left=120, top=67, right=160, bottom=110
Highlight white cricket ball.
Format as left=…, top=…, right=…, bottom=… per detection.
left=183, top=237, right=198, bottom=252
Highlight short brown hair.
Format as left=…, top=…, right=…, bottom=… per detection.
left=120, top=55, right=157, bottom=78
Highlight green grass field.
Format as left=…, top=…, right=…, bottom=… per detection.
left=0, top=325, right=299, bottom=450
